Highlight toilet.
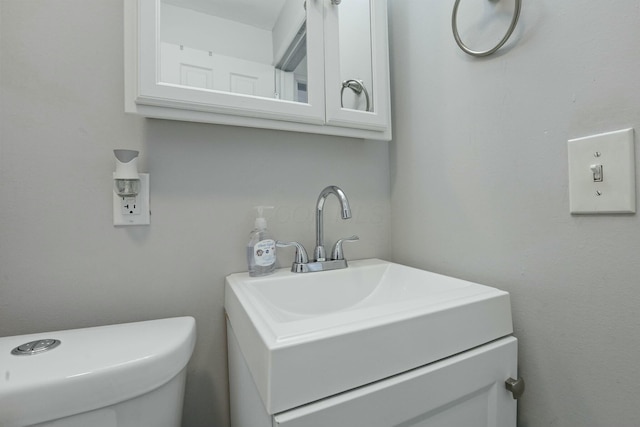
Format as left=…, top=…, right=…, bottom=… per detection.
left=0, top=316, right=196, bottom=427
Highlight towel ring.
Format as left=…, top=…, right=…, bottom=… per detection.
left=340, top=79, right=371, bottom=112
left=452, top=0, right=521, bottom=57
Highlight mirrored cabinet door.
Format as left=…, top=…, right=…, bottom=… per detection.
left=131, top=0, right=326, bottom=124
left=323, top=0, right=390, bottom=132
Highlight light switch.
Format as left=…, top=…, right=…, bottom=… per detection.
left=568, top=128, right=636, bottom=214
left=589, top=164, right=603, bottom=182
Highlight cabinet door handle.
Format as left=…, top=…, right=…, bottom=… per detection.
left=505, top=377, right=525, bottom=400
left=331, top=0, right=342, bottom=5
left=341, top=79, right=371, bottom=112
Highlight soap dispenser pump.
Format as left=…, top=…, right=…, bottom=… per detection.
left=247, top=206, right=276, bottom=277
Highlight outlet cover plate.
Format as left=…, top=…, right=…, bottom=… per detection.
left=568, top=128, right=636, bottom=214
left=113, top=173, right=150, bottom=226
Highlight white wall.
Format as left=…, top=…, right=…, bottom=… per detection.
left=388, top=1, right=640, bottom=426
left=0, top=2, right=390, bottom=426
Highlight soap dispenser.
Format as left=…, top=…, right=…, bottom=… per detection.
left=246, top=206, right=277, bottom=277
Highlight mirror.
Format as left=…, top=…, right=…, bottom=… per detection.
left=336, top=0, right=374, bottom=112
left=159, top=0, right=309, bottom=103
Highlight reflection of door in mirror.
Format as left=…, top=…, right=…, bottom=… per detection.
left=337, top=0, right=373, bottom=112
left=160, top=0, right=308, bottom=103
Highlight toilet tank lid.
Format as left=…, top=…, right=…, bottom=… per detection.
left=0, top=316, right=196, bottom=427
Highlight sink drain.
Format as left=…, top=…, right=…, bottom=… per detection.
left=11, top=339, right=61, bottom=355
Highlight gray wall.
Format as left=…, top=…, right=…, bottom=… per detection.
left=0, top=1, right=390, bottom=426
left=388, top=1, right=640, bottom=426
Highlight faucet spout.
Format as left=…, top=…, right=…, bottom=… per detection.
left=314, top=185, right=352, bottom=261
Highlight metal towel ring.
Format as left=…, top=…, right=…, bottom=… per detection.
left=452, top=0, right=521, bottom=57
left=340, top=79, right=371, bottom=112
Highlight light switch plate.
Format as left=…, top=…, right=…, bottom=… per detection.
left=568, top=128, right=636, bottom=214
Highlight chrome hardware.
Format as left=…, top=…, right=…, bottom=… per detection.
left=331, top=0, right=342, bottom=5
left=452, top=0, right=522, bottom=57
left=279, top=186, right=355, bottom=273
left=294, top=259, right=348, bottom=273
left=331, top=235, right=359, bottom=260
left=340, top=79, right=371, bottom=112
left=278, top=241, right=352, bottom=273
left=276, top=241, right=308, bottom=264
left=314, top=186, right=352, bottom=262
left=276, top=241, right=310, bottom=273
left=11, top=339, right=61, bottom=356
left=505, top=377, right=525, bottom=399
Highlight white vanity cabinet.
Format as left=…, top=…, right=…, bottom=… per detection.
left=273, top=337, right=518, bottom=427
left=124, top=0, right=391, bottom=140
left=225, top=260, right=522, bottom=427
left=228, top=324, right=518, bottom=427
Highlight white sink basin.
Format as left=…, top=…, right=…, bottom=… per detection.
left=225, top=258, right=513, bottom=414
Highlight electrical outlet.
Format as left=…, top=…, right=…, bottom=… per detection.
left=113, top=173, right=150, bottom=226
left=120, top=197, right=141, bottom=215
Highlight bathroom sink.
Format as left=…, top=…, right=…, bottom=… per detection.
left=225, top=258, right=513, bottom=414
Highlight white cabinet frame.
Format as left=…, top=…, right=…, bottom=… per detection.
left=124, top=0, right=391, bottom=140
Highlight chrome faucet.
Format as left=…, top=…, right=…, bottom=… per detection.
left=277, top=185, right=359, bottom=273
left=314, top=185, right=351, bottom=261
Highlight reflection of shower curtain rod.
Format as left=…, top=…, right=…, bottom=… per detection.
left=275, top=22, right=306, bottom=72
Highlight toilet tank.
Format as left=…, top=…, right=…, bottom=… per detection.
left=0, top=317, right=196, bottom=427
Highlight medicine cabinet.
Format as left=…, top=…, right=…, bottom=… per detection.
left=124, top=0, right=391, bottom=140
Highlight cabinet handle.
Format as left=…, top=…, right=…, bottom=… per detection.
left=341, top=79, right=371, bottom=112
left=505, top=377, right=525, bottom=400
left=331, top=0, right=342, bottom=5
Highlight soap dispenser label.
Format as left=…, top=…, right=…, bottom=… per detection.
left=254, top=239, right=276, bottom=266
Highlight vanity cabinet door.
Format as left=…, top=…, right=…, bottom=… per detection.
left=273, top=337, right=518, bottom=427
left=323, top=0, right=391, bottom=133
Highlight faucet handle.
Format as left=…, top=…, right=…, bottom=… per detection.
left=330, top=235, right=359, bottom=260
left=276, top=241, right=309, bottom=264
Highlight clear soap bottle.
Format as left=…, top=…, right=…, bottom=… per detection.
left=246, top=206, right=276, bottom=277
